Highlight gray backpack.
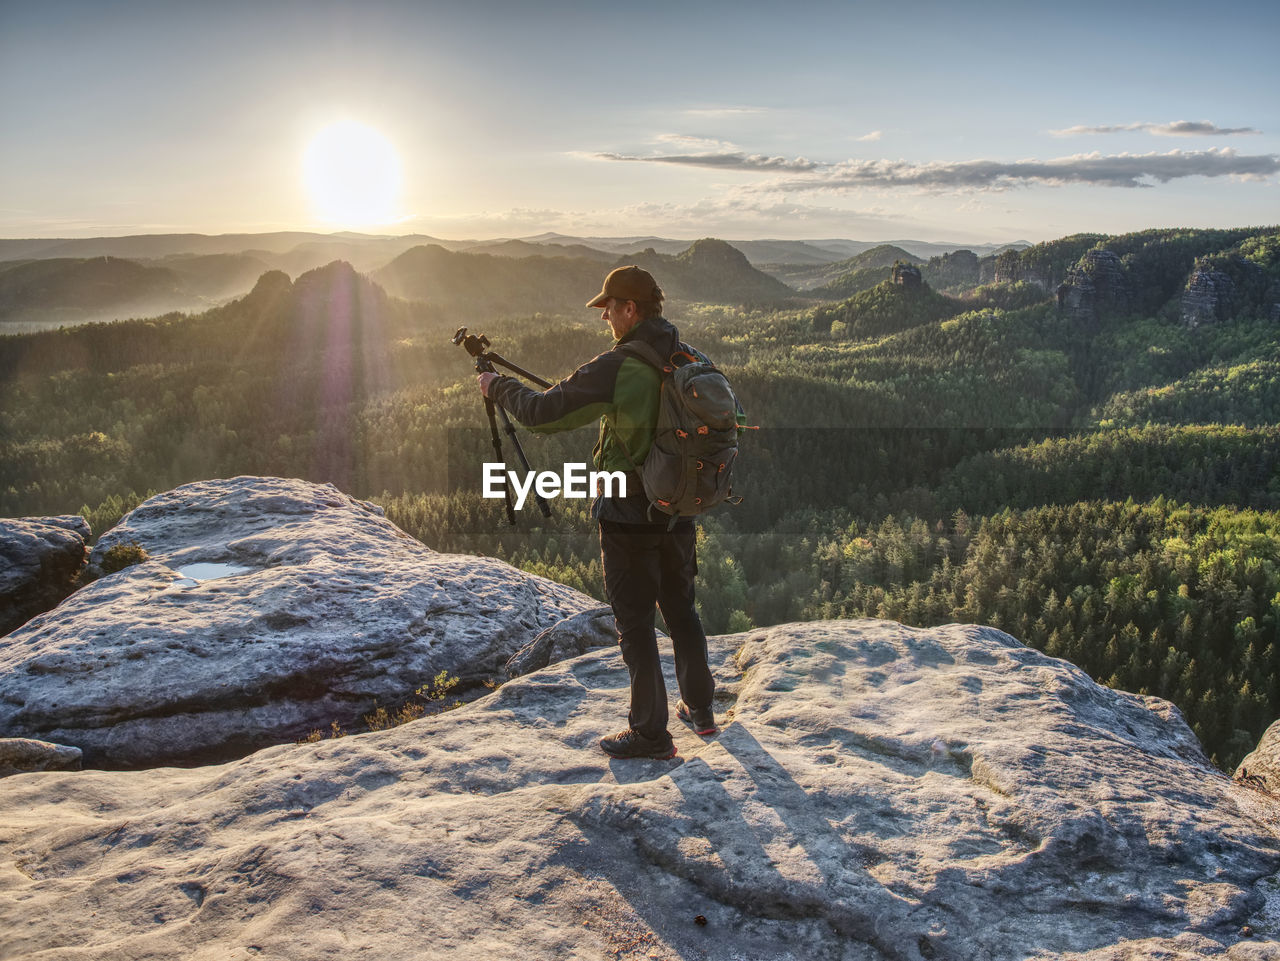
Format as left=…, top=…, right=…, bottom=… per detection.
left=617, top=341, right=742, bottom=523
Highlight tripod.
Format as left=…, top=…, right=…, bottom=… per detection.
left=452, top=327, right=554, bottom=525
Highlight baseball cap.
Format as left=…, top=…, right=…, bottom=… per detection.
left=586, top=265, right=661, bottom=309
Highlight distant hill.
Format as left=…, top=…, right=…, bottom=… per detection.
left=1, top=231, right=1032, bottom=276
left=519, top=233, right=694, bottom=257
left=375, top=238, right=798, bottom=315
left=618, top=239, right=798, bottom=305
left=781, top=245, right=925, bottom=296
left=464, top=239, right=615, bottom=263
left=721, top=240, right=853, bottom=266
left=518, top=234, right=1028, bottom=267
left=885, top=239, right=1032, bottom=260
left=0, top=231, right=456, bottom=263
left=0, top=236, right=802, bottom=331
left=842, top=245, right=926, bottom=271
left=0, top=256, right=199, bottom=328
left=0, top=231, right=1039, bottom=330
left=811, top=276, right=960, bottom=338
left=373, top=245, right=607, bottom=318
left=922, top=249, right=984, bottom=292
left=148, top=253, right=273, bottom=300
left=991, top=226, right=1280, bottom=326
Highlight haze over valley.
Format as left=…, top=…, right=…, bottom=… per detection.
left=0, top=231, right=1029, bottom=331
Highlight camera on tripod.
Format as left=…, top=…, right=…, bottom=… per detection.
left=451, top=327, right=491, bottom=360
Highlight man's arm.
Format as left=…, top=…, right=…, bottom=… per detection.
left=483, top=351, right=621, bottom=433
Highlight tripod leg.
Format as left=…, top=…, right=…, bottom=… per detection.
left=485, top=398, right=517, bottom=525
left=495, top=405, right=552, bottom=518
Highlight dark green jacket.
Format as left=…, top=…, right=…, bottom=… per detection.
left=488, top=316, right=682, bottom=523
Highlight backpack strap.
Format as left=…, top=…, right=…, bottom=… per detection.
left=615, top=339, right=671, bottom=374
left=608, top=342, right=664, bottom=479
left=613, top=341, right=678, bottom=526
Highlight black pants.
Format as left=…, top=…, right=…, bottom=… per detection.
left=600, top=519, right=714, bottom=740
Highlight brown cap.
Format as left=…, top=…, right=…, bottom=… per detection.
left=586, top=265, right=661, bottom=309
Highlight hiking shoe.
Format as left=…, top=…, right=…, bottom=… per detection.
left=676, top=699, right=717, bottom=735
left=600, top=728, right=677, bottom=760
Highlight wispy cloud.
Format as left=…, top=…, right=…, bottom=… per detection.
left=589, top=146, right=1280, bottom=192
left=855, top=130, right=883, bottom=143
left=681, top=106, right=767, bottom=118
left=654, top=133, right=740, bottom=152
left=784, top=149, right=1279, bottom=191
left=592, top=150, right=826, bottom=172
left=1051, top=120, right=1260, bottom=137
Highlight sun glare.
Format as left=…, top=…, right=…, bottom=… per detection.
left=303, top=121, right=402, bottom=228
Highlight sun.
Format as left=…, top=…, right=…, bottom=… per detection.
left=303, top=120, right=402, bottom=228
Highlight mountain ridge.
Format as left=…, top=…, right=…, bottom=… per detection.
left=0, top=230, right=1030, bottom=270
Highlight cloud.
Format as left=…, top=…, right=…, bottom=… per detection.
left=1051, top=120, right=1260, bottom=137
left=681, top=106, right=767, bottom=118
left=590, top=150, right=826, bottom=172
left=654, top=133, right=740, bottom=152
left=747, top=149, right=1280, bottom=193
left=855, top=131, right=883, bottom=142
left=588, top=144, right=1279, bottom=192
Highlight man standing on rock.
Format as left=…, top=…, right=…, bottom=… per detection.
left=477, top=266, right=716, bottom=760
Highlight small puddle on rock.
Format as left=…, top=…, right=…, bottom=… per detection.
left=172, top=562, right=252, bottom=588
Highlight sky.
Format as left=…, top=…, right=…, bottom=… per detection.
left=2, top=0, right=1278, bottom=245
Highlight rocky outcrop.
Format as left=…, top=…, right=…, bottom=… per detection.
left=1057, top=248, right=1130, bottom=324
left=1237, top=719, right=1280, bottom=793
left=892, top=262, right=922, bottom=287
left=992, top=256, right=1055, bottom=290
left=1182, top=264, right=1237, bottom=328
left=1, top=620, right=1277, bottom=959
left=0, top=477, right=594, bottom=767
left=0, top=514, right=90, bottom=636
left=505, top=605, right=615, bottom=677
left=0, top=737, right=81, bottom=777
left=1180, top=257, right=1278, bottom=329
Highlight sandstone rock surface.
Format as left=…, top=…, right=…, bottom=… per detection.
left=0, top=736, right=81, bottom=777
left=0, top=514, right=90, bottom=636
left=506, top=604, right=616, bottom=678
left=0, top=477, right=594, bottom=767
left=1238, top=719, right=1280, bottom=794
left=2, top=620, right=1278, bottom=960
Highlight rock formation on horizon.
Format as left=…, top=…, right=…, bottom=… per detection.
left=1057, top=248, right=1131, bottom=325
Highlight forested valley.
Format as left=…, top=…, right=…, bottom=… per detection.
left=3, top=226, right=1279, bottom=768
